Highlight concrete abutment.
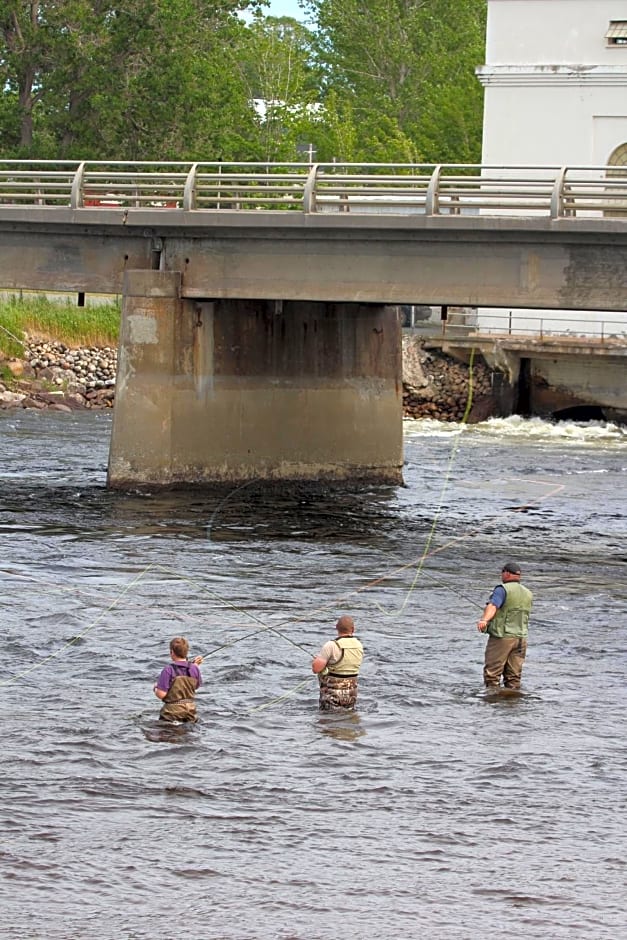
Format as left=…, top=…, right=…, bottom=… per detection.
left=107, top=270, right=403, bottom=487
left=432, top=335, right=627, bottom=424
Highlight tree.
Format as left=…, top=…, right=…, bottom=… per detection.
left=0, top=0, right=262, bottom=159
left=303, top=0, right=487, bottom=164
left=233, top=15, right=322, bottom=161
left=0, top=0, right=488, bottom=164
left=1, top=2, right=48, bottom=151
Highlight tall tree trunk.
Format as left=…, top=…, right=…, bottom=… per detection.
left=18, top=64, right=36, bottom=148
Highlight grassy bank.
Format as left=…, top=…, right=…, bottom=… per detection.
left=0, top=295, right=120, bottom=358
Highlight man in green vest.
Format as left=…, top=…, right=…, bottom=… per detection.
left=477, top=562, right=533, bottom=690
left=311, top=615, right=364, bottom=710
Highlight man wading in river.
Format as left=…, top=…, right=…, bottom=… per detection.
left=477, top=562, right=533, bottom=690
left=311, top=616, right=364, bottom=710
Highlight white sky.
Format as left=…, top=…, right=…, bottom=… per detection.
left=257, top=0, right=305, bottom=20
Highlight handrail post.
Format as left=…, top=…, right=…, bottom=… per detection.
left=425, top=165, right=442, bottom=215
left=550, top=166, right=567, bottom=220
left=70, top=162, right=86, bottom=209
left=303, top=163, right=319, bottom=213
left=183, top=163, right=198, bottom=210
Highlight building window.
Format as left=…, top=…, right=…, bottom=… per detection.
left=606, top=21, right=627, bottom=46
left=608, top=143, right=627, bottom=168
left=605, top=144, right=627, bottom=218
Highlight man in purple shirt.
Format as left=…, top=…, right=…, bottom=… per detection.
left=154, top=636, right=203, bottom=723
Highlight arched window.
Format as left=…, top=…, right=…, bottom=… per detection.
left=608, top=142, right=627, bottom=167
left=605, top=143, right=627, bottom=217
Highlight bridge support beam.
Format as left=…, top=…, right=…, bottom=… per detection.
left=108, top=270, right=403, bottom=487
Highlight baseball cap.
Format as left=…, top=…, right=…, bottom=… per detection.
left=502, top=562, right=521, bottom=575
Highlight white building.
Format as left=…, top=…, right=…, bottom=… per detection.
left=476, top=0, right=627, bottom=335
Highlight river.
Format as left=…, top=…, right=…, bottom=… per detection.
left=1, top=410, right=626, bottom=940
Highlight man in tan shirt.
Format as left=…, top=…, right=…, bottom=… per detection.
left=312, top=615, right=364, bottom=710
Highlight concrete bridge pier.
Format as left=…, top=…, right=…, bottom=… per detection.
left=107, top=270, right=403, bottom=488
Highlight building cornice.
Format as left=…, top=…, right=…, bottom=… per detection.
left=476, top=64, right=627, bottom=87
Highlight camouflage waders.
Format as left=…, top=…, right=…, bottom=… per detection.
left=319, top=674, right=359, bottom=710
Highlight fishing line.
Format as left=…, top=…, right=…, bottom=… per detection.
left=132, top=565, right=319, bottom=715
left=334, top=474, right=563, bottom=616
left=0, top=323, right=26, bottom=348
left=392, top=564, right=484, bottom=608
left=142, top=350, right=483, bottom=662
left=272, top=475, right=565, bottom=630
left=246, top=676, right=317, bottom=714
left=1, top=350, right=566, bottom=710
left=362, top=347, right=478, bottom=619
left=0, top=563, right=156, bottom=688
left=376, top=633, right=431, bottom=639
left=151, top=563, right=314, bottom=658
left=159, top=463, right=564, bottom=675
left=279, top=456, right=563, bottom=630
left=222, top=424, right=554, bottom=683
left=0, top=567, right=169, bottom=614
left=1, top=469, right=564, bottom=704
left=205, top=478, right=260, bottom=540
left=178, top=348, right=485, bottom=660
left=0, top=559, right=312, bottom=693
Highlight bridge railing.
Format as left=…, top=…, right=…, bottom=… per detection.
left=308, top=163, right=564, bottom=215
left=457, top=310, right=627, bottom=342
left=0, top=161, right=80, bottom=206
left=0, top=160, right=626, bottom=219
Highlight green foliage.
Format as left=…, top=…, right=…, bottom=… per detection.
left=0, top=295, right=120, bottom=357
left=0, top=0, right=260, bottom=159
left=232, top=16, right=321, bottom=160
left=305, top=0, right=487, bottom=163
left=0, top=0, right=487, bottom=164
left=0, top=363, right=16, bottom=385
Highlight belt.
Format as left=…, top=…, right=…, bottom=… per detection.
left=327, top=672, right=358, bottom=679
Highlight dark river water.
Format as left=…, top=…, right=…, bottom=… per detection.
left=1, top=410, right=626, bottom=940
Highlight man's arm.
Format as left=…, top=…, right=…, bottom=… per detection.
left=311, top=640, right=338, bottom=674
left=153, top=666, right=170, bottom=699
left=477, top=585, right=506, bottom=632
left=477, top=602, right=497, bottom=633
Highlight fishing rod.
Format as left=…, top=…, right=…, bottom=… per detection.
left=150, top=565, right=314, bottom=660
left=196, top=619, right=313, bottom=662
left=2, top=347, right=564, bottom=700
left=264, top=474, right=565, bottom=632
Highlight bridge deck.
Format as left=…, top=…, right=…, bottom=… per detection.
left=1, top=163, right=626, bottom=312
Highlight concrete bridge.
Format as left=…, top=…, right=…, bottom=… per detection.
left=1, top=160, right=626, bottom=486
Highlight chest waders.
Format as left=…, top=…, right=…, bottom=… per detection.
left=160, top=663, right=199, bottom=723
left=319, top=636, right=364, bottom=710
left=484, top=582, right=533, bottom=689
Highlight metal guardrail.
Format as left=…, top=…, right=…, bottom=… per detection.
left=0, top=161, right=626, bottom=219
left=484, top=314, right=627, bottom=340
left=437, top=309, right=627, bottom=342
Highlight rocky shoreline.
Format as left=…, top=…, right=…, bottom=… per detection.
left=1, top=335, right=498, bottom=421
left=402, top=334, right=496, bottom=422
left=0, top=340, right=117, bottom=411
